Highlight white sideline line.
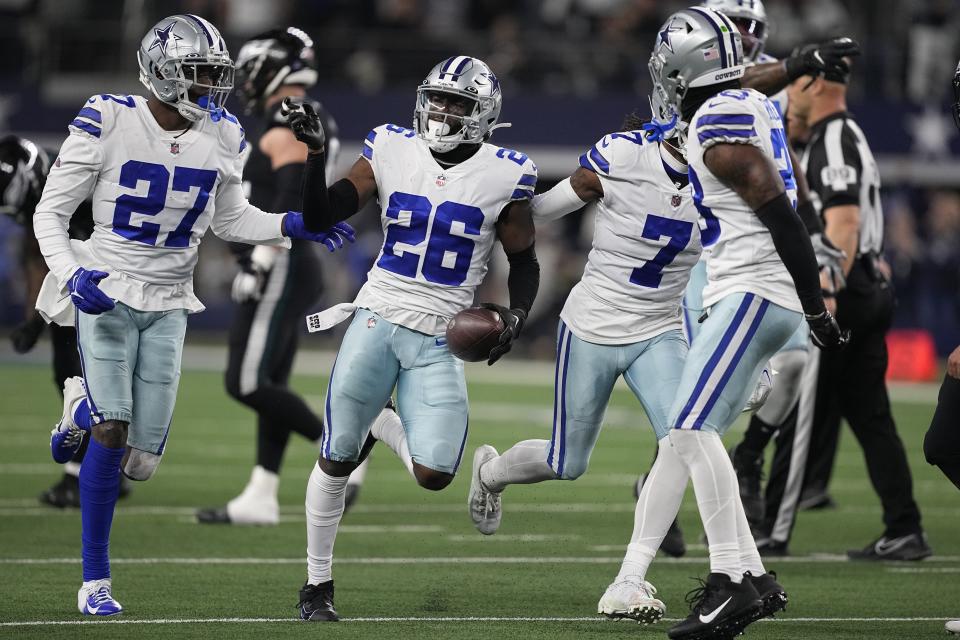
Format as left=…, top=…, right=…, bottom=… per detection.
left=4, top=555, right=960, bottom=565
left=0, top=616, right=952, bottom=627
left=887, top=567, right=960, bottom=573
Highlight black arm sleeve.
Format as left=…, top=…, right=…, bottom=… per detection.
left=272, top=162, right=305, bottom=213
left=301, top=152, right=360, bottom=232
left=796, top=200, right=824, bottom=235
left=506, top=243, right=540, bottom=316
left=756, top=193, right=826, bottom=316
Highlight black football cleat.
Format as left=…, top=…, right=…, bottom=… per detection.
left=729, top=444, right=764, bottom=532
left=667, top=573, right=762, bottom=640
left=745, top=570, right=788, bottom=620
left=798, top=490, right=836, bottom=511
left=756, top=537, right=790, bottom=557
left=195, top=506, right=232, bottom=524
left=847, top=533, right=932, bottom=562
left=298, top=580, right=339, bottom=621
left=634, top=474, right=686, bottom=558
left=39, top=473, right=81, bottom=508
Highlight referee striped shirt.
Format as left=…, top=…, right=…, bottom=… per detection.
left=799, top=111, right=884, bottom=255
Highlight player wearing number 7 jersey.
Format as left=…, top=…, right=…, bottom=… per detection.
left=285, top=56, right=539, bottom=621
left=31, top=14, right=354, bottom=617
left=466, top=123, right=700, bottom=625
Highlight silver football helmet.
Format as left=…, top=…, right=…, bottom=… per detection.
left=414, top=56, right=507, bottom=153
left=649, top=7, right=745, bottom=138
left=702, top=0, right=768, bottom=62
left=137, top=14, right=234, bottom=122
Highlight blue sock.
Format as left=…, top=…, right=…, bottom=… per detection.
left=79, top=438, right=124, bottom=582
left=73, top=399, right=92, bottom=431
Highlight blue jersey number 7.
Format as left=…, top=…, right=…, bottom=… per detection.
left=629, top=214, right=694, bottom=288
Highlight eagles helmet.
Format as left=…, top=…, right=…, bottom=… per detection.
left=414, top=56, right=507, bottom=153
left=137, top=14, right=234, bottom=122
left=234, top=27, right=318, bottom=115
left=702, top=0, right=768, bottom=62
left=649, top=7, right=745, bottom=138
left=0, top=136, right=49, bottom=225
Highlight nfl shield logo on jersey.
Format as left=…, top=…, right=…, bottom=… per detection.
left=367, top=316, right=377, bottom=329
left=169, top=142, right=180, bottom=155
left=435, top=174, right=447, bottom=188
left=671, top=194, right=682, bottom=207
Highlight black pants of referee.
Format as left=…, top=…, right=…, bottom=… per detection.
left=924, top=374, right=960, bottom=490
left=225, top=243, right=326, bottom=474
left=762, top=263, right=923, bottom=544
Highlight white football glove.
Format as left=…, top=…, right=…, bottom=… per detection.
left=231, top=246, right=280, bottom=303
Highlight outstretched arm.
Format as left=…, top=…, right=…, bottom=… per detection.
left=531, top=167, right=602, bottom=223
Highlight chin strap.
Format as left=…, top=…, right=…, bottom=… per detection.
left=642, top=112, right=678, bottom=142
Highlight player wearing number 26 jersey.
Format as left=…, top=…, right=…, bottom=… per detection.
left=286, top=55, right=539, bottom=621
left=31, top=14, right=353, bottom=617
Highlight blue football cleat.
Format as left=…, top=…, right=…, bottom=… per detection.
left=78, top=579, right=123, bottom=616
left=50, top=377, right=88, bottom=464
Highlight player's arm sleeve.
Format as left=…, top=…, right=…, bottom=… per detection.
left=33, top=131, right=103, bottom=288
left=816, top=125, right=862, bottom=209
left=693, top=101, right=764, bottom=151
left=531, top=176, right=587, bottom=222
left=211, top=163, right=291, bottom=247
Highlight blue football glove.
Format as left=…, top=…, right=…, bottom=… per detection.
left=283, top=213, right=356, bottom=252
left=67, top=268, right=116, bottom=315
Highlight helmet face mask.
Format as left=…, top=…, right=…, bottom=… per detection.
left=137, top=15, right=234, bottom=122
left=701, top=0, right=768, bottom=62
left=414, top=56, right=505, bottom=153
left=0, top=136, right=48, bottom=224
left=234, top=27, right=318, bottom=115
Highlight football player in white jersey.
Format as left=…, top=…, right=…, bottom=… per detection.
left=641, top=8, right=846, bottom=639
left=282, top=55, right=539, bottom=621
left=464, top=121, right=699, bottom=624
left=31, top=14, right=354, bottom=616
left=690, top=0, right=858, bottom=534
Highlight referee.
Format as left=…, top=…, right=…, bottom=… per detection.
left=758, top=63, right=930, bottom=560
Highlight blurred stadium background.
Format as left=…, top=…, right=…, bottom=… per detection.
left=0, top=0, right=959, bottom=366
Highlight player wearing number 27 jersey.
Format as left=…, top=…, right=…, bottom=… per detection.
left=31, top=14, right=353, bottom=617
left=285, top=55, right=539, bottom=621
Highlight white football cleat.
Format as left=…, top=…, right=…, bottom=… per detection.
left=78, top=579, right=123, bottom=616
left=947, top=619, right=960, bottom=634
left=50, top=376, right=88, bottom=464
left=468, top=445, right=501, bottom=535
left=743, top=365, right=775, bottom=413
left=598, top=579, right=665, bottom=624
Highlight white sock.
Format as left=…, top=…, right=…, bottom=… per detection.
left=617, top=437, right=689, bottom=583
left=347, top=456, right=369, bottom=487
left=736, top=493, right=766, bottom=576
left=670, top=429, right=742, bottom=582
left=64, top=461, right=81, bottom=477
left=243, top=465, right=279, bottom=499
left=305, top=462, right=349, bottom=585
left=479, top=439, right=556, bottom=493
left=370, top=408, right=415, bottom=478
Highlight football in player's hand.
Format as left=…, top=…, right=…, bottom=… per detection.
left=446, top=307, right=505, bottom=362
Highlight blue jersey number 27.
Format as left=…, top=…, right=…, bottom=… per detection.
left=112, top=160, right=217, bottom=248
left=377, top=191, right=485, bottom=286
left=629, top=214, right=694, bottom=288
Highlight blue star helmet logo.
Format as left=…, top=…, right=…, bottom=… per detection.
left=148, top=22, right=182, bottom=56
left=658, top=20, right=682, bottom=54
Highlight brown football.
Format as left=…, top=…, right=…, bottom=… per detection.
left=446, top=307, right=505, bottom=362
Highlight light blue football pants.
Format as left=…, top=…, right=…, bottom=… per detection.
left=547, top=320, right=689, bottom=479
left=668, top=292, right=803, bottom=435
left=322, top=308, right=469, bottom=475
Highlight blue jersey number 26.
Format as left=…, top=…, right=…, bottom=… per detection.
left=377, top=191, right=485, bottom=286
left=629, top=214, right=694, bottom=288
left=112, top=160, right=217, bottom=248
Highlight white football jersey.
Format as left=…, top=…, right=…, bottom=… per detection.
left=354, top=124, right=537, bottom=335
left=687, top=88, right=802, bottom=313
left=561, top=132, right=702, bottom=344
left=34, top=93, right=288, bottom=314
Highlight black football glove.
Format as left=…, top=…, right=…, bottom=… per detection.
left=479, top=303, right=526, bottom=366
left=805, top=310, right=850, bottom=351
left=786, top=37, right=861, bottom=83
left=10, top=312, right=45, bottom=354
left=280, top=97, right=325, bottom=152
